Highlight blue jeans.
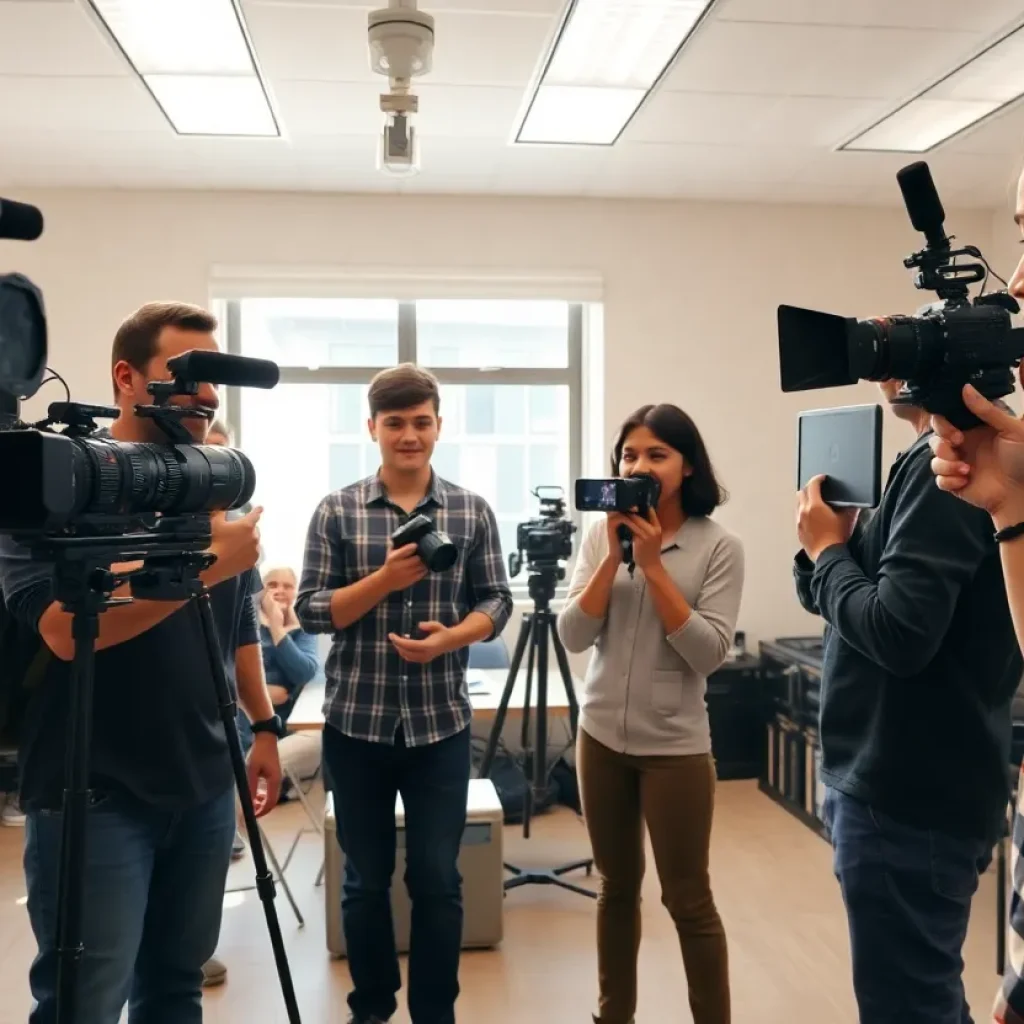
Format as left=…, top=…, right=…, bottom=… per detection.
left=23, top=784, right=236, bottom=1024
left=822, top=787, right=992, bottom=1024
left=323, top=723, right=471, bottom=1024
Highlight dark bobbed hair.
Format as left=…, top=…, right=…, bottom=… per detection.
left=610, top=403, right=727, bottom=518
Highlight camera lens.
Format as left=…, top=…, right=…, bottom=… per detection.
left=418, top=531, right=458, bottom=572
left=848, top=315, right=943, bottom=383
left=0, top=431, right=256, bottom=532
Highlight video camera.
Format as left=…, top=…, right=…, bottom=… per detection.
left=0, top=196, right=279, bottom=546
left=777, top=161, right=1024, bottom=431
left=508, top=485, right=576, bottom=580
left=574, top=473, right=661, bottom=570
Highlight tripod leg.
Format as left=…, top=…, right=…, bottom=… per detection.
left=478, top=614, right=532, bottom=778
left=550, top=628, right=580, bottom=739
left=519, top=637, right=536, bottom=753
left=526, top=614, right=550, bottom=842
left=55, top=610, right=100, bottom=1024
left=192, top=594, right=302, bottom=1024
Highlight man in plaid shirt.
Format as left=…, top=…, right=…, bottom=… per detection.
left=296, top=363, right=512, bottom=1024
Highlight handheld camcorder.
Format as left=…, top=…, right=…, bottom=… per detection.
left=0, top=196, right=280, bottom=540
left=574, top=475, right=662, bottom=516
left=575, top=474, right=661, bottom=570
left=777, top=162, right=1024, bottom=431
left=508, top=485, right=576, bottom=579
left=391, top=513, right=458, bottom=572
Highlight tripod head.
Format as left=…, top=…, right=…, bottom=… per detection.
left=24, top=513, right=215, bottom=612
left=525, top=562, right=565, bottom=610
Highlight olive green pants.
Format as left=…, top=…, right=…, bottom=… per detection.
left=577, top=726, right=730, bottom=1024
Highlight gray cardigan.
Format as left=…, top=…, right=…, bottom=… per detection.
left=557, top=516, right=745, bottom=757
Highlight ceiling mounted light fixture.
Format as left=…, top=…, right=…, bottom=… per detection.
left=515, top=0, right=719, bottom=147
left=85, top=0, right=279, bottom=137
left=841, top=18, right=1024, bottom=153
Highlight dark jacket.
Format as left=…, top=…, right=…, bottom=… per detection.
left=794, top=430, right=1022, bottom=842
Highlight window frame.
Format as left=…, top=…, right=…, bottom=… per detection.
left=222, top=298, right=585, bottom=595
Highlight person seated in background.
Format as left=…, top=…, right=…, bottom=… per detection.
left=259, top=566, right=322, bottom=788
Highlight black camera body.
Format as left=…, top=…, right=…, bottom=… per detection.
left=777, top=161, right=1024, bottom=431
left=574, top=475, right=662, bottom=516
left=391, top=513, right=458, bottom=573
left=509, top=486, right=576, bottom=579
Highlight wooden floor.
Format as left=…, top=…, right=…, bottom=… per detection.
left=0, top=780, right=1010, bottom=1023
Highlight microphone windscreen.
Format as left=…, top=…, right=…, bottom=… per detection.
left=897, top=162, right=946, bottom=241
left=166, top=350, right=280, bottom=389
left=0, top=198, right=44, bottom=241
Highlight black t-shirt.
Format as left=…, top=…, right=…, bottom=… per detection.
left=0, top=537, right=260, bottom=812
left=793, top=431, right=1023, bottom=843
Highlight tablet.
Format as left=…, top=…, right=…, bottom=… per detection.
left=797, top=404, right=882, bottom=508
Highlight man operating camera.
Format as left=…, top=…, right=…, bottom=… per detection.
left=296, top=363, right=512, bottom=1024
left=0, top=302, right=282, bottom=1023
left=793, top=375, right=1023, bottom=1023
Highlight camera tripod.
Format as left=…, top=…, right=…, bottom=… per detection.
left=34, top=524, right=302, bottom=1024
left=477, top=566, right=596, bottom=899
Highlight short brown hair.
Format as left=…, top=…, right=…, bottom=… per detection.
left=111, top=302, right=217, bottom=396
left=367, top=363, right=440, bottom=418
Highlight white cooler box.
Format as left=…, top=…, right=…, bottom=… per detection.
left=324, top=778, right=504, bottom=958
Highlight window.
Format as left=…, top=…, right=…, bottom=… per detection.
left=225, top=297, right=584, bottom=589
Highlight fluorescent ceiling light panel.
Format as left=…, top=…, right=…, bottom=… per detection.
left=843, top=21, right=1024, bottom=152
left=516, top=0, right=716, bottom=146
left=87, top=0, right=278, bottom=137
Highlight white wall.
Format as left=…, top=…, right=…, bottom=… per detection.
left=0, top=188, right=998, bottom=664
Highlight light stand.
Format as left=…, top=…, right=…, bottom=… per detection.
left=477, top=565, right=595, bottom=898
left=30, top=521, right=302, bottom=1024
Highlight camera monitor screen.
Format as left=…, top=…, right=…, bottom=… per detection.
left=574, top=479, right=621, bottom=512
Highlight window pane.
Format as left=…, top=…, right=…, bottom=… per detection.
left=432, top=444, right=460, bottom=485
left=239, top=382, right=339, bottom=573
left=496, top=447, right=525, bottom=517
left=329, top=443, right=361, bottom=491
left=466, top=387, right=495, bottom=435
left=239, top=298, right=399, bottom=367
left=416, top=299, right=569, bottom=368
left=330, top=384, right=364, bottom=434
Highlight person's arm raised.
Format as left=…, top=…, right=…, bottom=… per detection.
left=37, top=508, right=263, bottom=661
left=930, top=377, right=1024, bottom=653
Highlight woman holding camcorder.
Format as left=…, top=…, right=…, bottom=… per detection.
left=557, top=403, right=744, bottom=1024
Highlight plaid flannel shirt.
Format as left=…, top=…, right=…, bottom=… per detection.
left=997, top=765, right=1024, bottom=1024
left=295, top=471, right=513, bottom=747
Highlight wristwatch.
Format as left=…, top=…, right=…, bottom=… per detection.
left=250, top=714, right=286, bottom=739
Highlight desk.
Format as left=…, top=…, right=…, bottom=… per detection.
left=289, top=668, right=579, bottom=733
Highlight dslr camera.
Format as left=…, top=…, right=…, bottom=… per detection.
left=391, top=513, right=458, bottom=572
left=777, top=161, right=1024, bottom=431
left=508, top=486, right=576, bottom=578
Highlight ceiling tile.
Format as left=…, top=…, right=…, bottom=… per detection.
left=715, top=0, right=1024, bottom=33
left=662, top=20, right=981, bottom=100
left=245, top=2, right=555, bottom=86
left=627, top=91, right=885, bottom=149
left=0, top=75, right=168, bottom=134
left=0, top=0, right=130, bottom=76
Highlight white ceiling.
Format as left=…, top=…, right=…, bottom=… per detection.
left=1, top=0, right=1023, bottom=206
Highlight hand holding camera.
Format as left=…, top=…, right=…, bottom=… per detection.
left=378, top=542, right=430, bottom=593
left=930, top=371, right=1024, bottom=527
left=206, top=506, right=263, bottom=586
left=618, top=508, right=664, bottom=570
